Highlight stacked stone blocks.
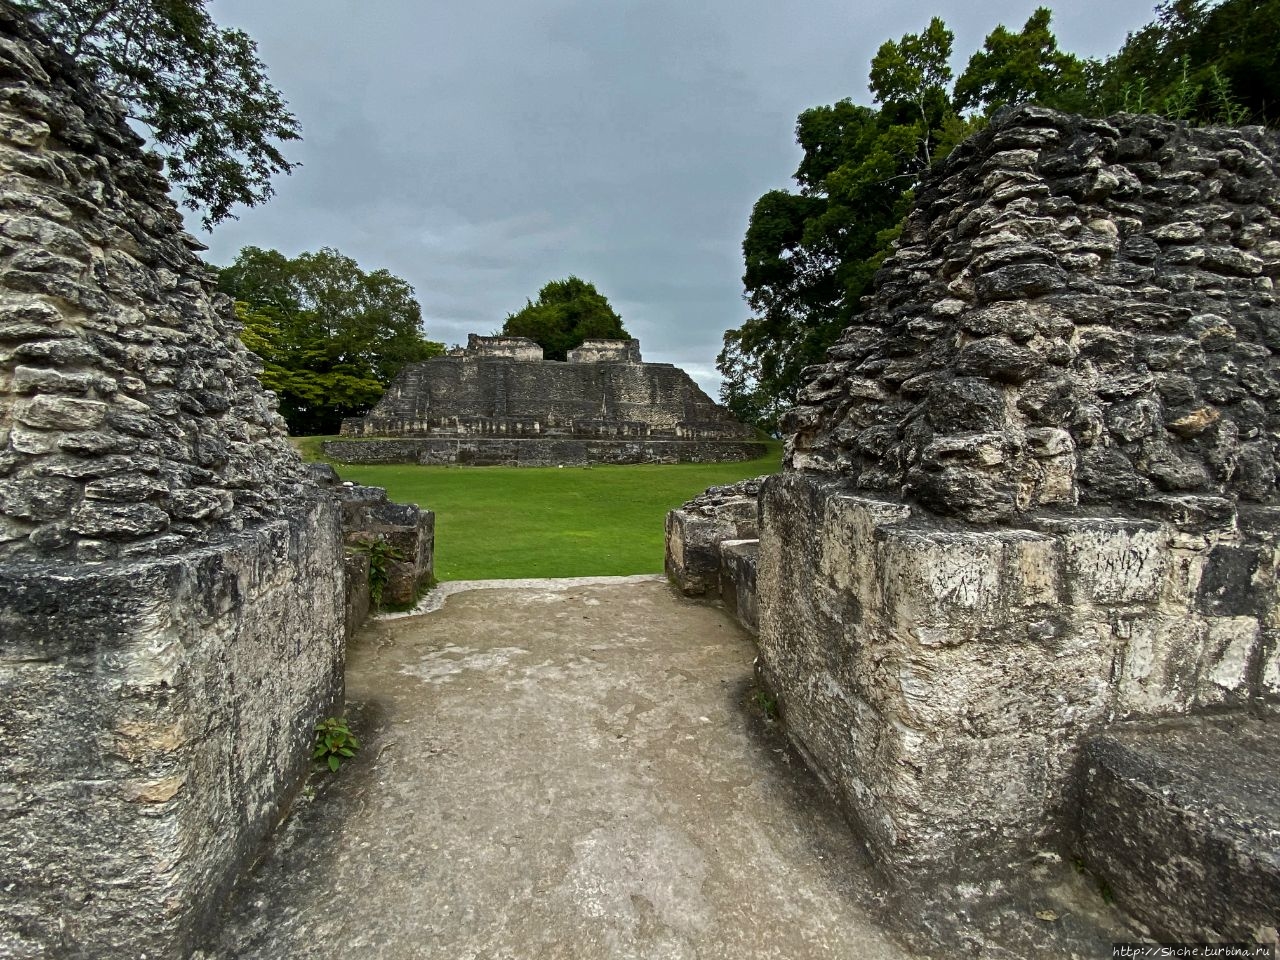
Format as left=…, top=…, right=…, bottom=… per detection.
left=746, top=106, right=1279, bottom=936
left=787, top=108, right=1280, bottom=523
left=758, top=474, right=1278, bottom=876
left=0, top=9, right=350, bottom=957
left=665, top=477, right=764, bottom=611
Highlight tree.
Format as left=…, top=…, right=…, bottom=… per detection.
left=17, top=0, right=300, bottom=227
left=953, top=8, right=1089, bottom=115
left=1091, top=0, right=1279, bottom=125
left=868, top=16, right=955, bottom=167
left=722, top=19, right=982, bottom=429
left=501, top=276, right=628, bottom=361
left=716, top=327, right=789, bottom=433
left=220, top=247, right=444, bottom=435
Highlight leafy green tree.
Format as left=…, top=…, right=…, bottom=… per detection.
left=17, top=0, right=300, bottom=227
left=868, top=16, right=955, bottom=167
left=723, top=19, right=986, bottom=429
left=1092, top=0, right=1279, bottom=125
left=716, top=328, right=789, bottom=433
left=221, top=247, right=444, bottom=435
left=953, top=8, right=1089, bottom=115
left=501, top=276, right=628, bottom=361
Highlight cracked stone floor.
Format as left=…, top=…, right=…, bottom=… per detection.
left=199, top=576, right=916, bottom=959
left=200, top=576, right=1128, bottom=960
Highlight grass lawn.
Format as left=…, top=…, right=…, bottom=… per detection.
left=294, top=437, right=781, bottom=581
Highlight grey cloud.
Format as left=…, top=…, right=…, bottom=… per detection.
left=203, top=0, right=1161, bottom=399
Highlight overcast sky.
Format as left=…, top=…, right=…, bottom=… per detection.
left=199, top=0, right=1161, bottom=397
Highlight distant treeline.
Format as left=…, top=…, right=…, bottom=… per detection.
left=720, top=0, right=1279, bottom=430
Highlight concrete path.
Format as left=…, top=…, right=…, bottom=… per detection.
left=203, top=576, right=916, bottom=960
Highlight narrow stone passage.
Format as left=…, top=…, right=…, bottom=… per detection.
left=202, top=577, right=914, bottom=959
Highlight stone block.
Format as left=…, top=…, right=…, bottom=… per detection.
left=1078, top=715, right=1280, bottom=941
left=1196, top=617, right=1259, bottom=707
left=718, top=539, right=759, bottom=636
left=1043, top=518, right=1170, bottom=607
left=1113, top=615, right=1204, bottom=717
left=1263, top=632, right=1280, bottom=698
left=665, top=511, right=733, bottom=596
left=337, top=483, right=434, bottom=611
left=664, top=478, right=764, bottom=597
left=14, top=394, right=107, bottom=430
left=343, top=549, right=371, bottom=640
left=0, top=499, right=345, bottom=958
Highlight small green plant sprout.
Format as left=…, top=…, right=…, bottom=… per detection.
left=313, top=717, right=360, bottom=772
left=752, top=688, right=779, bottom=721
left=1121, top=76, right=1149, bottom=114
left=351, top=537, right=407, bottom=608
left=1162, top=60, right=1201, bottom=121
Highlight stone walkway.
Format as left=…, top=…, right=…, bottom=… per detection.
left=202, top=577, right=915, bottom=960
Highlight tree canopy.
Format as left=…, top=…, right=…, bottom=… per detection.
left=501, top=277, right=628, bottom=361
left=720, top=0, right=1277, bottom=431
left=1094, top=0, right=1279, bottom=124
left=952, top=7, right=1088, bottom=116
left=17, top=0, right=300, bottom=228
left=220, top=247, right=444, bottom=435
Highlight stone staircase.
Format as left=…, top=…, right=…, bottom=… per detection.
left=1076, top=711, right=1280, bottom=943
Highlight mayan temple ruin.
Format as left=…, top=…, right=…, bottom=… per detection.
left=669, top=104, right=1280, bottom=943
left=3, top=0, right=1280, bottom=954
left=325, top=333, right=765, bottom=466
left=0, top=9, right=434, bottom=955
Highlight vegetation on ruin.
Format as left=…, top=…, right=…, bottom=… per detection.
left=751, top=687, right=779, bottom=722
left=348, top=537, right=407, bottom=609
left=295, top=439, right=782, bottom=580
left=17, top=0, right=300, bottom=227
left=720, top=0, right=1279, bottom=430
left=221, top=246, right=445, bottom=435
left=501, top=276, right=629, bottom=361
left=313, top=717, right=360, bottom=773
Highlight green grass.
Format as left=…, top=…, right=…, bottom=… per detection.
left=294, top=437, right=780, bottom=581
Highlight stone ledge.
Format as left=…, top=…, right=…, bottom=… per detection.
left=1077, top=713, right=1280, bottom=942
left=325, top=436, right=767, bottom=467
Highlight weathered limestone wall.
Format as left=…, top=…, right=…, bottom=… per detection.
left=465, top=333, right=544, bottom=360
left=0, top=36, right=313, bottom=560
left=755, top=106, right=1280, bottom=883
left=0, top=9, right=347, bottom=956
left=785, top=107, right=1280, bottom=520
left=334, top=335, right=762, bottom=464
left=567, top=338, right=642, bottom=363
left=1, top=503, right=344, bottom=955
left=758, top=474, right=1279, bottom=876
left=326, top=435, right=766, bottom=467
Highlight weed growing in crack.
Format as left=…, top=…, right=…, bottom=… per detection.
left=313, top=717, right=360, bottom=772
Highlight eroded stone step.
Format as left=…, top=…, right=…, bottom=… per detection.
left=1078, top=712, right=1280, bottom=943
